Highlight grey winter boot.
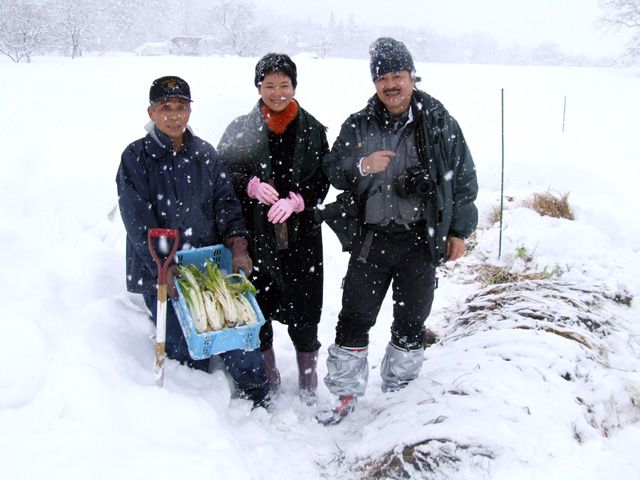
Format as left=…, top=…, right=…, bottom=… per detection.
left=316, top=344, right=368, bottom=425
left=262, top=348, right=281, bottom=394
left=323, top=344, right=369, bottom=397
left=296, top=350, right=318, bottom=405
left=380, top=342, right=425, bottom=393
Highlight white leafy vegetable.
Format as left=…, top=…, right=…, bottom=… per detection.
left=203, top=290, right=225, bottom=331
left=177, top=260, right=258, bottom=332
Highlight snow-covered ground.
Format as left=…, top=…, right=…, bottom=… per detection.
left=1, top=53, right=639, bottom=479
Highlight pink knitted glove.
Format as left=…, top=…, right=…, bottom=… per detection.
left=267, top=192, right=305, bottom=224
left=247, top=176, right=279, bottom=205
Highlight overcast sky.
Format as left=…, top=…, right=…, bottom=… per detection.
left=267, top=0, right=630, bottom=57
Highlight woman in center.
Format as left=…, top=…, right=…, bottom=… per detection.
left=217, top=53, right=329, bottom=405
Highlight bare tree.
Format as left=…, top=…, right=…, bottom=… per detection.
left=215, top=0, right=262, bottom=56
left=0, top=0, right=49, bottom=63
left=599, top=0, right=640, bottom=56
left=53, top=0, right=95, bottom=58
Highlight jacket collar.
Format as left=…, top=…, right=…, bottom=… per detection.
left=365, top=94, right=415, bottom=133
left=143, top=122, right=195, bottom=158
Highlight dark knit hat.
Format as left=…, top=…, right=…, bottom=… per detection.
left=254, top=53, right=297, bottom=88
left=149, top=76, right=192, bottom=104
left=369, top=37, right=415, bottom=80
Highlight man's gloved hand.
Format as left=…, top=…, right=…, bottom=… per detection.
left=166, top=264, right=181, bottom=300
left=267, top=192, right=305, bottom=224
left=247, top=176, right=279, bottom=205
left=224, top=236, right=253, bottom=274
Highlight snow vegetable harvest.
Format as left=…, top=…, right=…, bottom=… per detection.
left=177, top=260, right=257, bottom=333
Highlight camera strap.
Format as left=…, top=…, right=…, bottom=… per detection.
left=356, top=228, right=374, bottom=264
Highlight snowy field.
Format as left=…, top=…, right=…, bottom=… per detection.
left=1, top=53, right=639, bottom=479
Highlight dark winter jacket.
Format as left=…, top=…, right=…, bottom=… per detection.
left=217, top=100, right=330, bottom=286
left=117, top=124, right=249, bottom=294
left=322, top=89, right=478, bottom=265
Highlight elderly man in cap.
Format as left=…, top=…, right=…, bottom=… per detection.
left=317, top=38, right=478, bottom=424
left=116, top=75, right=271, bottom=409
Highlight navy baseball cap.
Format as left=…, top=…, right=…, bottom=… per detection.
left=149, top=76, right=192, bottom=104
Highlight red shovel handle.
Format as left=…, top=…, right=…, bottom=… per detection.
left=148, top=228, right=180, bottom=284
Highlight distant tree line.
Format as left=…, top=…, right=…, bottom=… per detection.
left=0, top=0, right=634, bottom=65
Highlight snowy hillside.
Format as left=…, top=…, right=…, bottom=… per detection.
left=0, top=53, right=639, bottom=479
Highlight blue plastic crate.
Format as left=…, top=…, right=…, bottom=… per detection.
left=171, top=245, right=265, bottom=359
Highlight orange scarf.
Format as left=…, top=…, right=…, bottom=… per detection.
left=261, top=100, right=298, bottom=135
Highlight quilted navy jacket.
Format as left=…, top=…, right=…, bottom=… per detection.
left=116, top=124, right=249, bottom=294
